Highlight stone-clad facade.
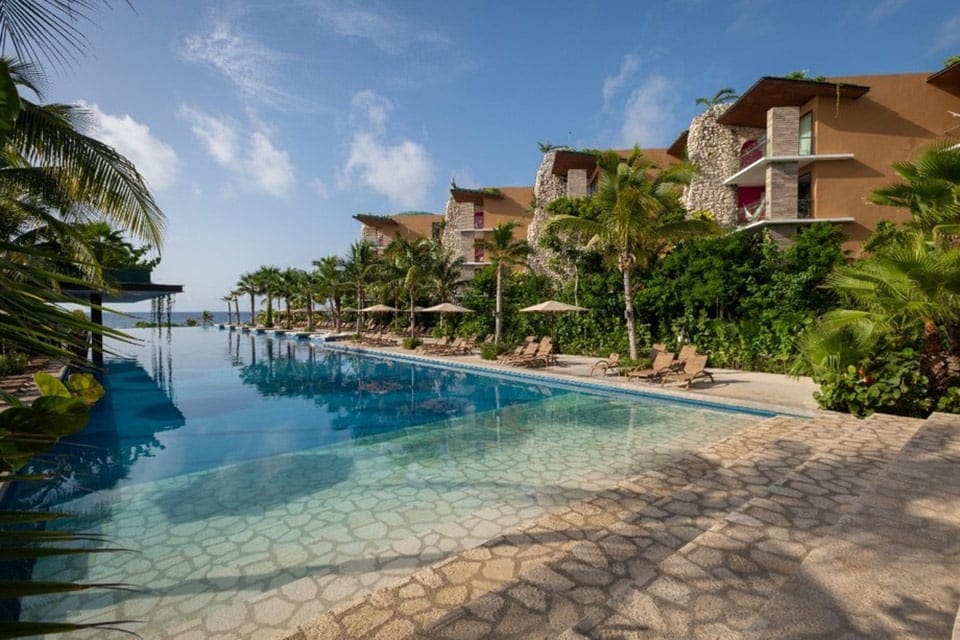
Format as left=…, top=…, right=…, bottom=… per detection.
left=527, top=149, right=568, bottom=274
left=681, top=104, right=763, bottom=227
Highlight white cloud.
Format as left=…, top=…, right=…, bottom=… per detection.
left=312, top=178, right=329, bottom=198
left=178, top=105, right=295, bottom=197
left=340, top=90, right=434, bottom=207
left=931, top=13, right=960, bottom=53
left=182, top=15, right=306, bottom=111
left=620, top=74, right=677, bottom=147
left=602, top=53, right=640, bottom=109
left=309, top=0, right=450, bottom=54
left=865, top=0, right=907, bottom=23
left=79, top=101, right=178, bottom=191
left=351, top=90, right=392, bottom=132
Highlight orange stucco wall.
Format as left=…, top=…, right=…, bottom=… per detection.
left=480, top=186, right=534, bottom=237
left=806, top=72, right=960, bottom=250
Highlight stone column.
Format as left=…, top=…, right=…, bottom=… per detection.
left=765, top=106, right=800, bottom=220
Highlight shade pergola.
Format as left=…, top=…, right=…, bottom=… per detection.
left=61, top=270, right=183, bottom=366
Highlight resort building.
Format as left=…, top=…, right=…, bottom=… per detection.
left=352, top=211, right=444, bottom=254
left=672, top=65, right=960, bottom=247
left=527, top=147, right=676, bottom=273
left=439, top=185, right=535, bottom=278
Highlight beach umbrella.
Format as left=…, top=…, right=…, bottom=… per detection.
left=360, top=304, right=399, bottom=313
left=422, top=302, right=475, bottom=335
left=519, top=300, right=589, bottom=344
left=519, top=300, right=588, bottom=313
left=421, top=303, right=475, bottom=313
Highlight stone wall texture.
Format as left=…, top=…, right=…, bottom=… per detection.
left=682, top=104, right=764, bottom=227
left=440, top=196, right=469, bottom=261
left=527, top=149, right=569, bottom=275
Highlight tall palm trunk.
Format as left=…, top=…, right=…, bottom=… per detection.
left=409, top=291, right=416, bottom=337
left=225, top=302, right=232, bottom=324
left=284, top=296, right=292, bottom=329
left=335, top=299, right=342, bottom=332
left=355, top=285, right=363, bottom=334
left=307, top=295, right=314, bottom=331
left=248, top=293, right=255, bottom=325
left=265, top=292, right=274, bottom=327
left=623, top=266, right=638, bottom=360
left=495, top=264, right=504, bottom=344
left=234, top=298, right=240, bottom=324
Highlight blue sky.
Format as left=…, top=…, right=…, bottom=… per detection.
left=38, top=0, right=960, bottom=310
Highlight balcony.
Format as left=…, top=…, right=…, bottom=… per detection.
left=798, top=197, right=813, bottom=219
left=725, top=138, right=852, bottom=187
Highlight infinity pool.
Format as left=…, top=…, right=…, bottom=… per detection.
left=6, top=328, right=762, bottom=638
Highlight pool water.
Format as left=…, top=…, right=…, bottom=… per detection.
left=6, top=329, right=762, bottom=638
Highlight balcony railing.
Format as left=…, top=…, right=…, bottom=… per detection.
left=740, top=134, right=816, bottom=168
left=739, top=137, right=766, bottom=168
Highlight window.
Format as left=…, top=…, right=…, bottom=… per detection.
left=474, top=211, right=484, bottom=229
left=473, top=243, right=485, bottom=262
left=798, top=112, right=814, bottom=155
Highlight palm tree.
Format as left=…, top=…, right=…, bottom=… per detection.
left=0, top=59, right=164, bottom=248
left=430, top=245, right=466, bottom=303
left=221, top=295, right=234, bottom=324
left=230, top=290, right=241, bottom=325
left=695, top=87, right=738, bottom=108
left=799, top=232, right=960, bottom=395
left=252, top=265, right=282, bottom=327
left=278, top=267, right=304, bottom=329
left=386, top=237, right=434, bottom=336
left=478, top=221, right=531, bottom=344
left=869, top=141, right=960, bottom=234
left=313, top=255, right=346, bottom=332
left=237, top=273, right=258, bottom=325
left=342, top=242, right=381, bottom=334
left=545, top=152, right=715, bottom=359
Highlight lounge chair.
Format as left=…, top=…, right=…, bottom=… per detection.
left=672, top=344, right=697, bottom=371
left=499, top=339, right=541, bottom=364
left=589, top=353, right=620, bottom=376
left=511, top=340, right=555, bottom=368
left=418, top=337, right=450, bottom=354
left=626, top=351, right=675, bottom=382
left=660, top=354, right=714, bottom=388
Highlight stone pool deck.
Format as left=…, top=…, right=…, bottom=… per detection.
left=263, top=341, right=960, bottom=640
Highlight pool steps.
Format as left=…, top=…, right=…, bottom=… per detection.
left=281, top=411, right=960, bottom=640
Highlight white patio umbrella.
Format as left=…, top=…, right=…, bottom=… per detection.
left=421, top=302, right=475, bottom=335
left=519, top=300, right=588, bottom=313
left=360, top=304, right=399, bottom=313
left=519, top=300, right=589, bottom=345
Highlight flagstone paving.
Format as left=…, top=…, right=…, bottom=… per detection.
left=277, top=411, right=960, bottom=640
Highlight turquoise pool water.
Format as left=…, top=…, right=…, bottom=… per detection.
left=6, top=328, right=762, bottom=638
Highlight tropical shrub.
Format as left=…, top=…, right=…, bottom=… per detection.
left=402, top=337, right=421, bottom=350
left=812, top=340, right=931, bottom=417
left=480, top=342, right=508, bottom=360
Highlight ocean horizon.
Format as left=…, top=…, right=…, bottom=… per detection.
left=101, top=310, right=230, bottom=329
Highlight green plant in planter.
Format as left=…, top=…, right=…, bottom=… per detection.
left=402, top=337, right=422, bottom=350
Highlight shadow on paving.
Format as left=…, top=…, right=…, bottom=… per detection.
left=155, top=453, right=354, bottom=523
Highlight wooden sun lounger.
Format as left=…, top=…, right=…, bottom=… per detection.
left=660, top=354, right=714, bottom=388
left=590, top=352, right=620, bottom=376
left=626, top=351, right=675, bottom=382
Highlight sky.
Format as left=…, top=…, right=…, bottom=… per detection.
left=32, top=0, right=960, bottom=311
